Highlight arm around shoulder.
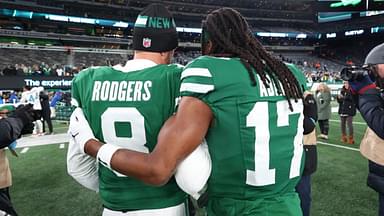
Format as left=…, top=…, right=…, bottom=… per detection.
left=107, top=96, right=213, bottom=185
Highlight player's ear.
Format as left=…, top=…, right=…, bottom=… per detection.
left=160, top=51, right=173, bottom=64
left=202, top=40, right=213, bottom=55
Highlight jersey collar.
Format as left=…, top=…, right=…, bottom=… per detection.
left=113, top=59, right=157, bottom=73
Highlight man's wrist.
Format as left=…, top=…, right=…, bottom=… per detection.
left=96, top=144, right=122, bottom=170
left=84, top=139, right=102, bottom=158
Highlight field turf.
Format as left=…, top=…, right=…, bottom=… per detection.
left=6, top=113, right=377, bottom=216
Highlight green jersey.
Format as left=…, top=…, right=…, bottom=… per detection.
left=71, top=64, right=186, bottom=211
left=180, top=56, right=306, bottom=210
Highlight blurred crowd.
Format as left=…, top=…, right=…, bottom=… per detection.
left=1, top=63, right=89, bottom=77
left=0, top=50, right=348, bottom=85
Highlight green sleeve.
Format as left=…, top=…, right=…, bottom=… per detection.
left=179, top=57, right=215, bottom=103
left=166, top=64, right=183, bottom=112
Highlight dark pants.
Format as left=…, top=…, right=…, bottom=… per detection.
left=318, top=119, right=329, bottom=135
left=367, top=161, right=384, bottom=216
left=0, top=187, right=17, bottom=216
left=296, top=175, right=311, bottom=216
left=340, top=116, right=354, bottom=136
left=42, top=110, right=53, bottom=134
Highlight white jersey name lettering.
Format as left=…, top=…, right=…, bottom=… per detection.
left=92, top=80, right=152, bottom=102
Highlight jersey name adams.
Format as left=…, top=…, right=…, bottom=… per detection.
left=91, top=80, right=152, bottom=102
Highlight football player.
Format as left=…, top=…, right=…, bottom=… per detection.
left=20, top=86, right=44, bottom=136
left=67, top=3, right=211, bottom=216
left=71, top=7, right=307, bottom=216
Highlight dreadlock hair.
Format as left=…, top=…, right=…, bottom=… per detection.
left=201, top=7, right=303, bottom=111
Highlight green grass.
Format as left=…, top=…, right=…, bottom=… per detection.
left=8, top=145, right=102, bottom=216
left=311, top=112, right=377, bottom=216
left=312, top=145, right=377, bottom=216
left=51, top=120, right=69, bottom=134
left=6, top=111, right=378, bottom=216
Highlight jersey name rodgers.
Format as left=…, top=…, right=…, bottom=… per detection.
left=180, top=56, right=307, bottom=199
left=71, top=65, right=186, bottom=210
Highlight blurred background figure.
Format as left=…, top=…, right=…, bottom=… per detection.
left=349, top=42, right=384, bottom=216
left=49, top=91, right=62, bottom=119
left=296, top=91, right=318, bottom=216
left=0, top=92, right=3, bottom=105
left=337, top=81, right=356, bottom=144
left=20, top=86, right=44, bottom=136
left=315, top=83, right=332, bottom=139
left=8, top=91, right=19, bottom=104
left=0, top=104, right=40, bottom=216
left=40, top=90, right=53, bottom=135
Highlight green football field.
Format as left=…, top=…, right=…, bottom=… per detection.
left=6, top=112, right=377, bottom=216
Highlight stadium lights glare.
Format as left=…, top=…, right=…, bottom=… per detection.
left=371, top=26, right=384, bottom=33
left=330, top=0, right=362, bottom=7
left=176, top=27, right=202, bottom=33
left=296, top=34, right=307, bottom=39
left=257, top=32, right=288, bottom=37
left=344, top=29, right=364, bottom=36
left=2, top=8, right=383, bottom=41
left=113, top=21, right=129, bottom=28
left=326, top=33, right=337, bottom=38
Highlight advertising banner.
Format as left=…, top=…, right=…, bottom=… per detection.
left=0, top=76, right=73, bottom=90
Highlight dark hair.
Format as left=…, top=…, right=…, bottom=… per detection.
left=201, top=7, right=303, bottom=110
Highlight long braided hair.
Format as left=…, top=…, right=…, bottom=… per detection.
left=201, top=8, right=303, bottom=110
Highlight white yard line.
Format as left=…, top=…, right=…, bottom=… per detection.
left=317, top=141, right=359, bottom=151
left=16, top=133, right=360, bottom=154
left=17, top=133, right=69, bottom=148
left=20, top=147, right=29, bottom=154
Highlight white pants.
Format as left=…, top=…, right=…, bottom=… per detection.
left=102, top=203, right=186, bottom=216
left=50, top=107, right=56, bottom=118
left=33, top=120, right=43, bottom=134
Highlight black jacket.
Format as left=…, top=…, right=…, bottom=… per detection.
left=303, top=94, right=317, bottom=135
left=358, top=88, right=384, bottom=139
left=357, top=88, right=384, bottom=194
left=0, top=117, right=24, bottom=149
left=337, top=87, right=356, bottom=116
left=302, top=93, right=318, bottom=176
left=40, top=92, right=50, bottom=114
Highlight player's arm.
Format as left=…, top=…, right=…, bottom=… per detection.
left=67, top=138, right=99, bottom=192
left=0, top=104, right=38, bottom=149
left=0, top=118, right=22, bottom=149
left=84, top=96, right=213, bottom=185
left=66, top=73, right=99, bottom=191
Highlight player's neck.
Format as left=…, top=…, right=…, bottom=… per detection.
left=133, top=51, right=167, bottom=65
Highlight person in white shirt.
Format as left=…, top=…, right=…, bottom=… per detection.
left=20, top=86, right=44, bottom=136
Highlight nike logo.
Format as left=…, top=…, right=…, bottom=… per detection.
left=71, top=132, right=79, bottom=138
